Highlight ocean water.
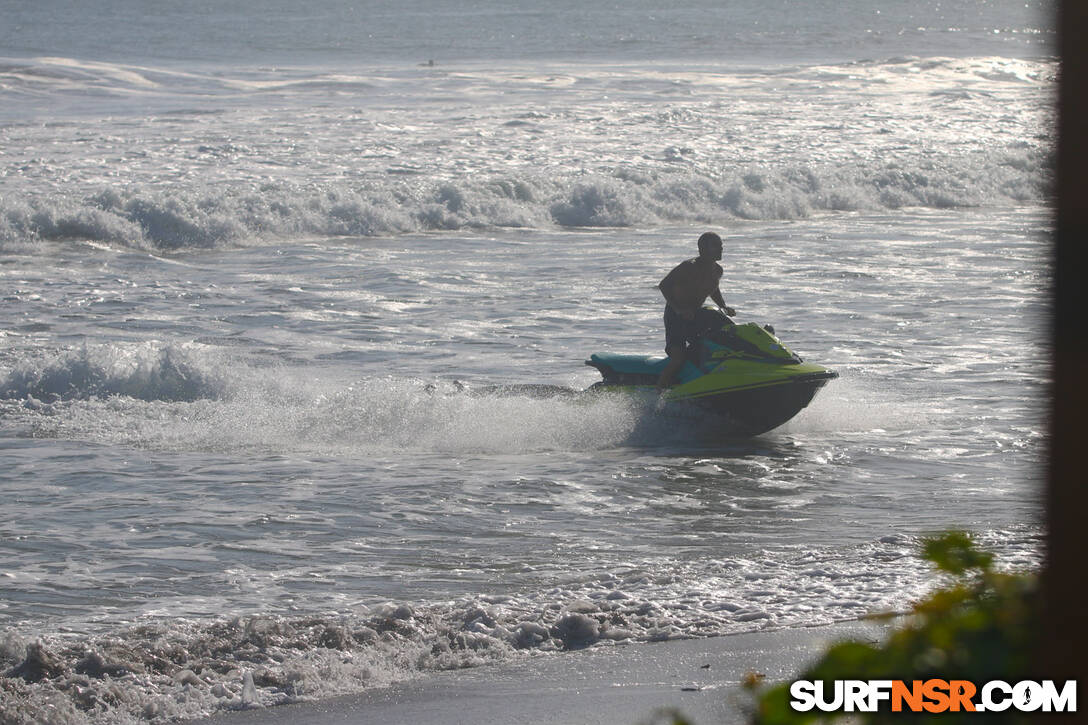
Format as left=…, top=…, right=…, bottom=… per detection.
left=0, top=1, right=1055, bottom=722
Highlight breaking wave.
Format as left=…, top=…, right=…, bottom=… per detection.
left=0, top=344, right=238, bottom=404
left=0, top=152, right=1052, bottom=251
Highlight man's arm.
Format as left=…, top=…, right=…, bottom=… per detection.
left=709, top=287, right=735, bottom=316
left=709, top=266, right=736, bottom=316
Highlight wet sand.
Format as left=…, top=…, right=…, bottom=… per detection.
left=201, top=621, right=883, bottom=725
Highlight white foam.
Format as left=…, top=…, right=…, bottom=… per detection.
left=0, top=530, right=1041, bottom=723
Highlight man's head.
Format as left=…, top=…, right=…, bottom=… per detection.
left=697, top=232, right=723, bottom=261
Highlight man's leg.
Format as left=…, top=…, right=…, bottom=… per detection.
left=657, top=345, right=686, bottom=389
left=659, top=307, right=693, bottom=390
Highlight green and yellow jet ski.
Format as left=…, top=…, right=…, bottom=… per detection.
left=585, top=308, right=837, bottom=436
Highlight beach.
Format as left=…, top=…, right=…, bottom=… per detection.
left=201, top=622, right=884, bottom=725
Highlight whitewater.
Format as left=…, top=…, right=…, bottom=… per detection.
left=0, top=0, right=1055, bottom=722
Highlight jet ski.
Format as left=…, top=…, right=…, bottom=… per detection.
left=585, top=308, right=837, bottom=436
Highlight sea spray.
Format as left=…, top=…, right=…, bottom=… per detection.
left=0, top=344, right=651, bottom=454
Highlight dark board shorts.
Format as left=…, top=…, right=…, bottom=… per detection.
left=664, top=306, right=700, bottom=354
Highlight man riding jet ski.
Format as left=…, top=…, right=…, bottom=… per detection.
left=655, top=231, right=735, bottom=389
left=585, top=308, right=837, bottom=436
left=585, top=231, right=836, bottom=436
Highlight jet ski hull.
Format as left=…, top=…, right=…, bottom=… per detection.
left=587, top=369, right=835, bottom=437
left=586, top=316, right=838, bottom=437
left=674, top=369, right=835, bottom=436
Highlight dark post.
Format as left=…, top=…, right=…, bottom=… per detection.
left=1044, top=0, right=1088, bottom=691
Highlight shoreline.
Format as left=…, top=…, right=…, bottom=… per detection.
left=199, top=621, right=885, bottom=725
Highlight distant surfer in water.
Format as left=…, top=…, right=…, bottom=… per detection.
left=656, top=232, right=736, bottom=389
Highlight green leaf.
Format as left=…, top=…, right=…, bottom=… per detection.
left=921, top=531, right=994, bottom=575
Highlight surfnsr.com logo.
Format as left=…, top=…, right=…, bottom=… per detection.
left=790, top=679, right=1077, bottom=714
